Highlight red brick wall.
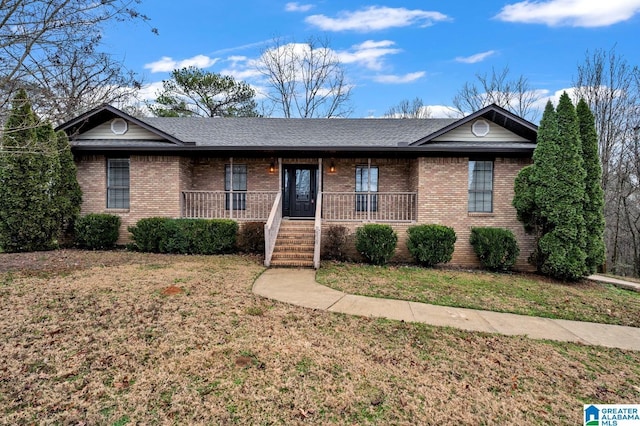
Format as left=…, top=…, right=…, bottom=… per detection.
left=320, top=157, right=534, bottom=271
left=416, top=156, right=535, bottom=270
left=191, top=157, right=279, bottom=192
left=76, top=154, right=534, bottom=269
left=76, top=154, right=185, bottom=243
left=322, top=158, right=414, bottom=193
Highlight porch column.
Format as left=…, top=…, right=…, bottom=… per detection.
left=229, top=156, right=233, bottom=220
left=367, top=158, right=371, bottom=222
left=318, top=157, right=323, bottom=199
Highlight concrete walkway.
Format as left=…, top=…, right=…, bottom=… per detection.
left=589, top=274, right=640, bottom=293
left=253, top=269, right=640, bottom=351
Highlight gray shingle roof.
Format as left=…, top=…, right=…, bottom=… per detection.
left=140, top=117, right=457, bottom=147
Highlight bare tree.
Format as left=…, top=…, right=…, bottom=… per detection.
left=573, top=47, right=640, bottom=191
left=383, top=97, right=431, bottom=118
left=572, top=47, right=640, bottom=275
left=256, top=36, right=352, bottom=118
left=452, top=66, right=541, bottom=121
left=0, top=0, right=154, bottom=124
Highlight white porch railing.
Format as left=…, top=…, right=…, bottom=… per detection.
left=313, top=192, right=322, bottom=269
left=181, top=190, right=278, bottom=220
left=264, top=191, right=282, bottom=267
left=322, top=192, right=417, bottom=222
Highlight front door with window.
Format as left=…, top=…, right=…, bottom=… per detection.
left=283, top=166, right=317, bottom=218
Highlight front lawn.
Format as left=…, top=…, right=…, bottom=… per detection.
left=1, top=251, right=639, bottom=425
left=317, top=262, right=640, bottom=327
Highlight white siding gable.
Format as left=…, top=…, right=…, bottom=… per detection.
left=79, top=119, right=165, bottom=140
left=433, top=119, right=530, bottom=142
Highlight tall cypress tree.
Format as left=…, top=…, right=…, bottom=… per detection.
left=577, top=98, right=605, bottom=273
left=536, top=94, right=587, bottom=280
left=54, top=130, right=83, bottom=241
left=0, top=90, right=60, bottom=251
left=530, top=101, right=561, bottom=271
left=514, top=94, right=589, bottom=280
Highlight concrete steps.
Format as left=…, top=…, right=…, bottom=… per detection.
left=270, top=220, right=315, bottom=268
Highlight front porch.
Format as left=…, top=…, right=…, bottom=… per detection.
left=178, top=156, right=419, bottom=268
left=180, top=189, right=418, bottom=268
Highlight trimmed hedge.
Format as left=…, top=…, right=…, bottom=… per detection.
left=237, top=221, right=265, bottom=254
left=128, top=218, right=237, bottom=254
left=355, top=224, right=397, bottom=266
left=470, top=227, right=520, bottom=271
left=407, top=224, right=456, bottom=267
left=74, top=213, right=121, bottom=250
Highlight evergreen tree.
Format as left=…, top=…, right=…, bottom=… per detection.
left=576, top=98, right=605, bottom=273
left=0, top=90, right=60, bottom=252
left=537, top=92, right=586, bottom=280
left=53, top=130, right=83, bottom=240
left=514, top=94, right=589, bottom=280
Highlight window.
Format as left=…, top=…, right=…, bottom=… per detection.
left=225, top=164, right=247, bottom=210
left=355, top=165, right=378, bottom=212
left=468, top=160, right=493, bottom=212
left=107, top=158, right=130, bottom=209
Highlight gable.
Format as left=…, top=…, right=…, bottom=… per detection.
left=432, top=119, right=530, bottom=143
left=78, top=119, right=166, bottom=141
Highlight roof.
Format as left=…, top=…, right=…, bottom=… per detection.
left=57, top=103, right=537, bottom=155
left=141, top=116, right=456, bottom=147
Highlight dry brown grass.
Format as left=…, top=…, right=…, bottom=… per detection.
left=317, top=263, right=640, bottom=327
left=1, top=250, right=639, bottom=425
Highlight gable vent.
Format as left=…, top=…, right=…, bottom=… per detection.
left=111, top=118, right=128, bottom=135
left=471, top=119, right=490, bottom=137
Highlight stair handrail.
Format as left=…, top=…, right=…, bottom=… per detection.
left=313, top=192, right=322, bottom=269
left=264, top=191, right=282, bottom=267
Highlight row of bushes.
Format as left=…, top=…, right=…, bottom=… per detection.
left=334, top=223, right=519, bottom=271
left=73, top=214, right=264, bottom=254
left=73, top=214, right=519, bottom=271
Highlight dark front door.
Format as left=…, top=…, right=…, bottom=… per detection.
left=283, top=166, right=317, bottom=218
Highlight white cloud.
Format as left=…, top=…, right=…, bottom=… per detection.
left=220, top=66, right=263, bottom=81
left=338, top=40, right=402, bottom=71
left=144, top=55, right=219, bottom=73
left=455, top=50, right=496, bottom=64
left=373, top=72, right=426, bottom=84
left=285, top=2, right=314, bottom=12
left=210, top=39, right=272, bottom=55
left=427, top=105, right=463, bottom=118
left=495, top=0, right=640, bottom=27
left=306, top=6, right=450, bottom=32
left=531, top=86, right=624, bottom=112
left=137, top=81, right=165, bottom=101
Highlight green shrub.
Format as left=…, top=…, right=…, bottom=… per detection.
left=406, top=224, right=456, bottom=267
left=128, top=217, right=169, bottom=252
left=237, top=222, right=265, bottom=254
left=323, top=225, right=349, bottom=261
left=128, top=218, right=237, bottom=254
left=470, top=227, right=520, bottom=271
left=74, top=213, right=121, bottom=250
left=355, top=224, right=397, bottom=266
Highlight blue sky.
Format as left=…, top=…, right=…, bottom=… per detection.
left=103, top=0, right=640, bottom=120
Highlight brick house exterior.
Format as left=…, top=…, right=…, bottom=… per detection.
left=59, top=104, right=537, bottom=270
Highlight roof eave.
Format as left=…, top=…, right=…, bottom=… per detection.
left=71, top=144, right=535, bottom=155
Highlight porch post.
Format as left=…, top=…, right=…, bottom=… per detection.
left=367, top=158, right=371, bottom=222
left=278, top=157, right=282, bottom=191
left=318, top=157, right=322, bottom=201
left=229, top=156, right=233, bottom=220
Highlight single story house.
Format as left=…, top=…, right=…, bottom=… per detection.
left=58, top=104, right=538, bottom=269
